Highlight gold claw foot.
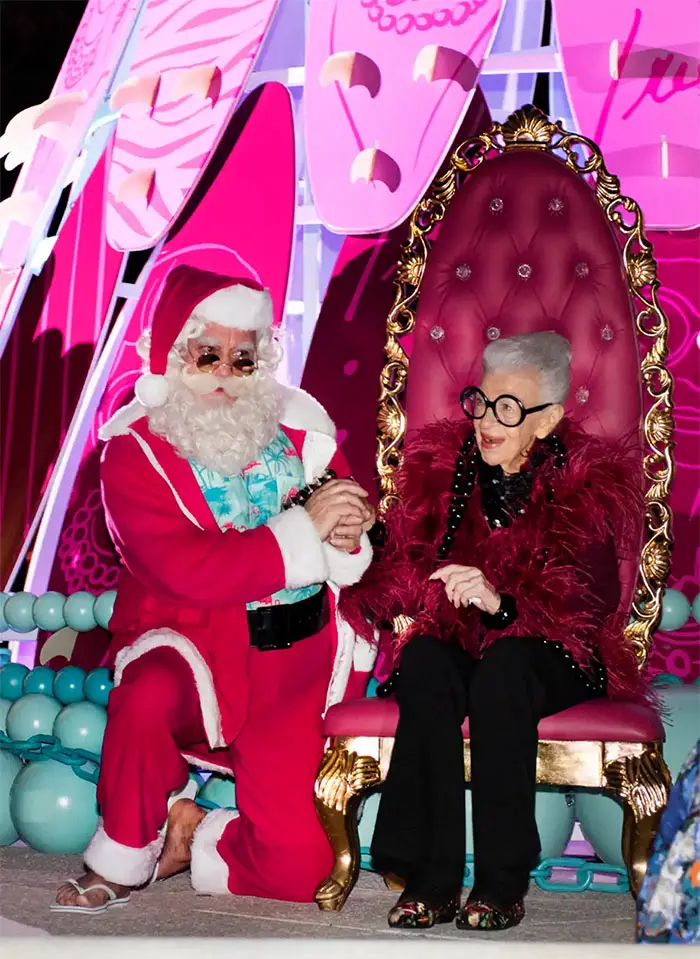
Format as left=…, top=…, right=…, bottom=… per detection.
left=313, top=746, right=382, bottom=912
left=604, top=744, right=671, bottom=897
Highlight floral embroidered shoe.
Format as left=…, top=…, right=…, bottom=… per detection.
left=456, top=896, right=525, bottom=931
left=387, top=891, right=460, bottom=929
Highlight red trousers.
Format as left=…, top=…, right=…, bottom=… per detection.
left=85, top=626, right=335, bottom=902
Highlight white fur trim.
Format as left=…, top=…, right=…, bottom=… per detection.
left=353, top=634, right=378, bottom=672
left=114, top=629, right=225, bottom=749
left=135, top=373, right=169, bottom=408
left=190, top=808, right=239, bottom=894
left=193, top=284, right=273, bottom=332
left=323, top=532, right=372, bottom=587
left=84, top=819, right=164, bottom=887
left=98, top=399, right=147, bottom=440
left=280, top=386, right=336, bottom=439
left=181, top=753, right=233, bottom=776
left=267, top=506, right=329, bottom=590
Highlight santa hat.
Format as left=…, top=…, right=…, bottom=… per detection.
left=135, top=263, right=274, bottom=409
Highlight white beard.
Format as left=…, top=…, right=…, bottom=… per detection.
left=147, top=370, right=286, bottom=477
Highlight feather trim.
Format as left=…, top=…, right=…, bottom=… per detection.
left=341, top=419, right=650, bottom=703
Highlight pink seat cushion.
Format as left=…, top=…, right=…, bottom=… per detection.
left=323, top=696, right=664, bottom=742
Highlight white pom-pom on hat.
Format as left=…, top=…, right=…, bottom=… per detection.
left=135, top=372, right=170, bottom=408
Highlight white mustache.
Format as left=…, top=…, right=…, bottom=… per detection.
left=179, top=368, right=251, bottom=398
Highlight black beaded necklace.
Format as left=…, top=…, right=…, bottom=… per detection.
left=436, top=432, right=567, bottom=562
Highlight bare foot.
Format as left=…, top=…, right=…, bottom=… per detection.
left=155, top=798, right=206, bottom=881
left=55, top=870, right=132, bottom=909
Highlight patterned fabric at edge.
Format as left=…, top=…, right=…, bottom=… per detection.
left=637, top=740, right=700, bottom=944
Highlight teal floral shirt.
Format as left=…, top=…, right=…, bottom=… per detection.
left=190, top=428, right=322, bottom=610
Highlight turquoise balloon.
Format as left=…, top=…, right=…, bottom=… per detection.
left=0, top=750, right=22, bottom=845
left=6, top=694, right=61, bottom=741
left=0, top=593, right=9, bottom=631
left=0, top=664, right=29, bottom=701
left=692, top=593, right=700, bottom=626
left=53, top=702, right=107, bottom=755
left=575, top=684, right=700, bottom=866
left=53, top=666, right=86, bottom=704
left=0, top=697, right=12, bottom=733
left=10, top=759, right=98, bottom=854
left=0, top=648, right=10, bottom=668
left=93, top=591, right=117, bottom=630
left=83, top=668, right=113, bottom=707
left=23, top=667, right=55, bottom=697
left=4, top=592, right=37, bottom=633
left=366, top=677, right=380, bottom=698
left=63, top=592, right=97, bottom=632
left=659, top=588, right=691, bottom=632
left=198, top=774, right=236, bottom=809
left=32, top=592, right=66, bottom=632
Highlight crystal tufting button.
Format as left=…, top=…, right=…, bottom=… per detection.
left=489, top=197, right=504, bottom=214
left=548, top=197, right=564, bottom=214
left=517, top=263, right=532, bottom=280
left=601, top=325, right=614, bottom=341
left=575, top=261, right=590, bottom=278
left=576, top=386, right=590, bottom=404
left=486, top=326, right=501, bottom=341
left=430, top=325, right=445, bottom=342
left=455, top=263, right=471, bottom=281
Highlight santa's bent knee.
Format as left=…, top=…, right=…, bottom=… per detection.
left=111, top=652, right=190, bottom=728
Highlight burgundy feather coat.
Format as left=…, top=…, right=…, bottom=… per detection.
left=340, top=418, right=648, bottom=702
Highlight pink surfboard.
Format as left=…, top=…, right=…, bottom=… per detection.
left=0, top=146, right=123, bottom=587
left=41, top=83, right=296, bottom=669
left=105, top=0, right=281, bottom=251
left=0, top=0, right=140, bottom=273
left=553, top=0, right=700, bottom=230
left=304, top=0, right=505, bottom=234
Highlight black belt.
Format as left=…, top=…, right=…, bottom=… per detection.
left=247, top=586, right=329, bottom=651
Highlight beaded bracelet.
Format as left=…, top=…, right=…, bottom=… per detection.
left=480, top=592, right=518, bottom=631
left=281, top=469, right=338, bottom=510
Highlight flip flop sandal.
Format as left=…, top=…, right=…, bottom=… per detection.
left=51, top=880, right=131, bottom=914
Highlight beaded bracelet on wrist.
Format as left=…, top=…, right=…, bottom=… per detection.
left=480, top=593, right=518, bottom=630
left=282, top=469, right=338, bottom=510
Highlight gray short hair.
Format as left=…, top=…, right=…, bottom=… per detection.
left=482, top=331, right=572, bottom=404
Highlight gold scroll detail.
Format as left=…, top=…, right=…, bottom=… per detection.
left=376, top=103, right=675, bottom=669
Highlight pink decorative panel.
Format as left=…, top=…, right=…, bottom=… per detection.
left=0, top=146, right=123, bottom=586
left=305, top=0, right=505, bottom=234
left=554, top=0, right=700, bottom=230
left=0, top=0, right=140, bottom=272
left=645, top=229, right=700, bottom=683
left=105, top=0, right=281, bottom=251
left=43, top=83, right=296, bottom=667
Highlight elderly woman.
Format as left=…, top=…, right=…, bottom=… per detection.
left=340, top=331, right=646, bottom=931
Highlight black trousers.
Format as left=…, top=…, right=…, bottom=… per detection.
left=370, top=635, right=601, bottom=907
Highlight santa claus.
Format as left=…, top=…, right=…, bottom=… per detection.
left=53, top=264, right=376, bottom=913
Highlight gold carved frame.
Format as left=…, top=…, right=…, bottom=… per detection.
left=314, top=106, right=674, bottom=913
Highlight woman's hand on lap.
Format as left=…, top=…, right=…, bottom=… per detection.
left=429, top=565, right=501, bottom=614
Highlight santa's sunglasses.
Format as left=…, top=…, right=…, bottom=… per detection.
left=192, top=345, right=257, bottom=376
left=460, top=386, right=552, bottom=428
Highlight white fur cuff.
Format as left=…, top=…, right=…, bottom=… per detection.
left=267, top=506, right=329, bottom=590
left=83, top=820, right=164, bottom=887
left=190, top=808, right=239, bottom=895
left=323, top=532, right=372, bottom=587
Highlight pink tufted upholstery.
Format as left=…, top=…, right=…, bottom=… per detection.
left=323, top=696, right=664, bottom=743
left=405, top=147, right=644, bottom=618
left=406, top=149, right=642, bottom=441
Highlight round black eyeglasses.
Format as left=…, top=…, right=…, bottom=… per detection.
left=460, top=386, right=552, bottom=428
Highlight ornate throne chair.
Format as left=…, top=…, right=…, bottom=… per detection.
left=313, top=106, right=675, bottom=912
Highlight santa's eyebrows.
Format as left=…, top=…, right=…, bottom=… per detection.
left=190, top=336, right=256, bottom=352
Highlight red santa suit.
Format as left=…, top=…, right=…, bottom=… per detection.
left=82, top=265, right=375, bottom=902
